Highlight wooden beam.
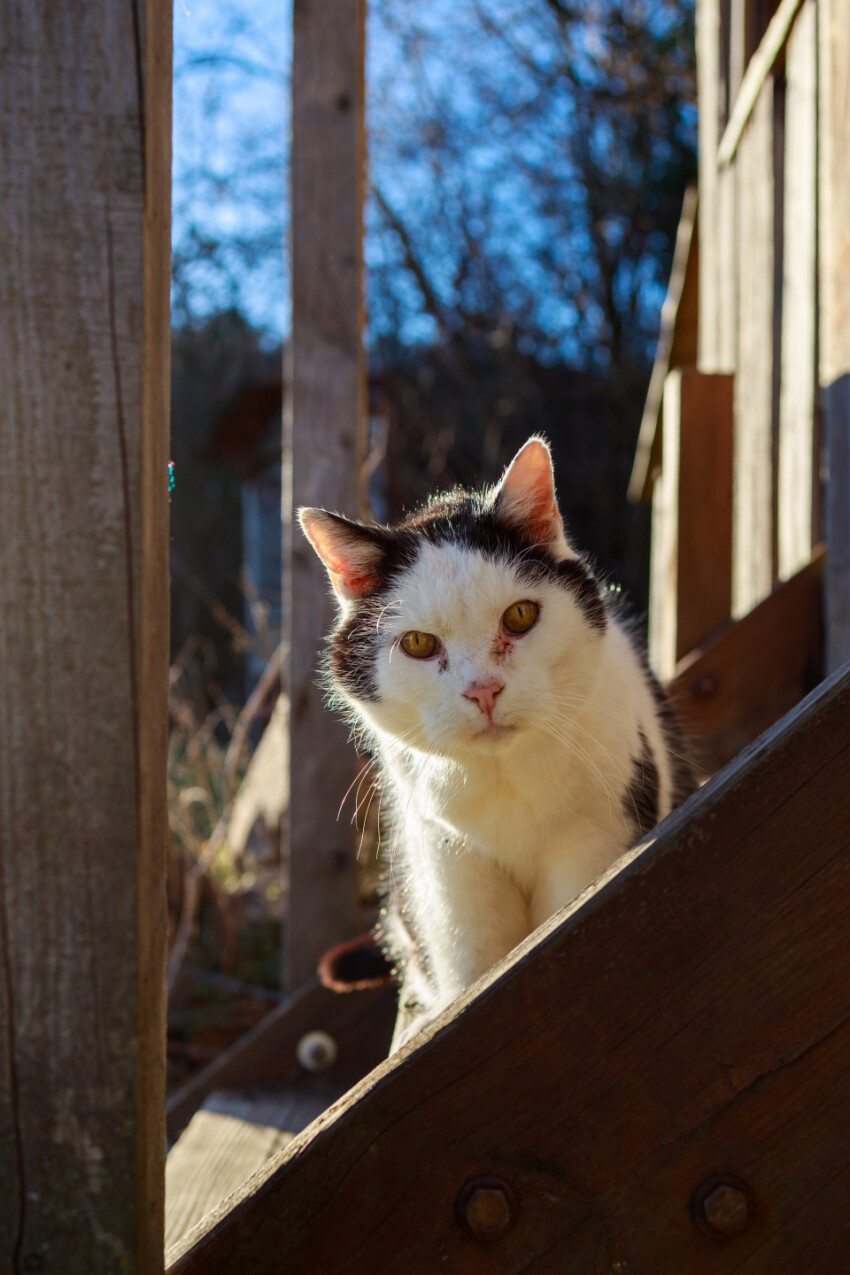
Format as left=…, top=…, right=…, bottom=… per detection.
left=718, top=0, right=805, bottom=167
left=283, top=0, right=367, bottom=990
left=669, top=546, right=824, bottom=772
left=166, top=661, right=850, bottom=1273
left=649, top=370, right=734, bottom=679
left=733, top=78, right=776, bottom=617
left=629, top=188, right=699, bottom=504
left=0, top=2, right=171, bottom=1269
left=166, top=979, right=396, bottom=1142
left=819, top=0, right=850, bottom=672
left=777, top=0, right=817, bottom=581
left=696, top=0, right=723, bottom=369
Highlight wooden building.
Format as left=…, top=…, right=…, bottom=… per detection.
left=631, top=0, right=849, bottom=747
left=2, top=1, right=850, bottom=1271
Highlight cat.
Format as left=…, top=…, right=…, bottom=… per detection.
left=300, top=437, right=695, bottom=1051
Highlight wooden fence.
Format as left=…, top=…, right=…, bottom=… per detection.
left=2, top=0, right=849, bottom=1269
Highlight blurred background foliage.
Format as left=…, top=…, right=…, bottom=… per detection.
left=167, top=0, right=696, bottom=1081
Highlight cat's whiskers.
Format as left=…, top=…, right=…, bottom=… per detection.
left=539, top=719, right=629, bottom=834
left=337, top=759, right=375, bottom=824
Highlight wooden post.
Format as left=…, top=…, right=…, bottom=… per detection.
left=778, top=0, right=817, bottom=582
left=283, top=0, right=366, bottom=990
left=819, top=0, right=850, bottom=672
left=0, top=1, right=171, bottom=1269
left=696, top=0, right=723, bottom=369
left=733, top=80, right=776, bottom=617
left=649, top=370, right=735, bottom=679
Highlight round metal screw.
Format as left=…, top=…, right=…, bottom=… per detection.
left=295, top=1030, right=338, bottom=1072
left=456, top=1177, right=517, bottom=1242
left=693, top=1176, right=753, bottom=1238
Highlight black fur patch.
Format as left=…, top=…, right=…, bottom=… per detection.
left=622, top=728, right=659, bottom=839
left=555, top=558, right=608, bottom=630
left=646, top=671, right=699, bottom=807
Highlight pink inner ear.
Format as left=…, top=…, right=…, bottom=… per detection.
left=302, top=512, right=381, bottom=597
left=497, top=439, right=563, bottom=544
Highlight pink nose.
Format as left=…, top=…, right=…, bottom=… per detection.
left=463, top=679, right=505, bottom=716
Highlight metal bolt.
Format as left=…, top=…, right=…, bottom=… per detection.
left=295, top=1030, right=338, bottom=1072
left=692, top=1176, right=753, bottom=1237
left=692, top=674, right=718, bottom=700
left=456, top=1177, right=517, bottom=1242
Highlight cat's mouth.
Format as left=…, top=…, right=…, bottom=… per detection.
left=472, top=719, right=516, bottom=743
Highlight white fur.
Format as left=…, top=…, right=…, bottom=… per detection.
left=338, top=539, right=675, bottom=1051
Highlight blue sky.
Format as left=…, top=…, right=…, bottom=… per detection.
left=171, top=1, right=695, bottom=363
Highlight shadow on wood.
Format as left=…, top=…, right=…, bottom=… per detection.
left=167, top=662, right=850, bottom=1273
left=669, top=546, right=824, bottom=772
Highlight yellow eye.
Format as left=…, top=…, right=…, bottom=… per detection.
left=502, top=600, right=539, bottom=635
left=400, top=630, right=438, bottom=659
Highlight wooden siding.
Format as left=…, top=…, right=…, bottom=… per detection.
left=283, top=0, right=367, bottom=990
left=649, top=371, right=734, bottom=679
left=0, top=2, right=172, bottom=1268
left=167, top=664, right=850, bottom=1274
left=732, top=79, right=776, bottom=616
left=819, top=0, right=850, bottom=671
left=778, top=0, right=818, bottom=581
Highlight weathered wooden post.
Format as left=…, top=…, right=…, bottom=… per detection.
left=0, top=1, right=172, bottom=1268
left=820, top=0, right=850, bottom=671
left=283, top=0, right=366, bottom=990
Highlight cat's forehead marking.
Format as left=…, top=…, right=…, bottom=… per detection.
left=390, top=540, right=526, bottom=631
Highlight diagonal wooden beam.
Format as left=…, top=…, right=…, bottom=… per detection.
left=168, top=663, right=850, bottom=1273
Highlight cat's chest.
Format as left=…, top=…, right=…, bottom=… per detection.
left=430, top=752, right=590, bottom=867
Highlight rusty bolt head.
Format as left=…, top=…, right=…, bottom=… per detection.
left=692, top=1176, right=753, bottom=1238
left=456, top=1177, right=517, bottom=1242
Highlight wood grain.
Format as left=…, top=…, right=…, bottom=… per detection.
left=629, top=187, right=699, bottom=503
left=718, top=0, right=806, bottom=166
left=669, top=546, right=824, bottom=771
left=283, top=0, right=367, bottom=991
left=733, top=79, right=776, bottom=616
left=165, top=978, right=396, bottom=1142
left=696, top=0, right=722, bottom=369
left=819, top=0, right=850, bottom=671
left=778, top=0, right=817, bottom=582
left=0, top=2, right=171, bottom=1269
left=165, top=1089, right=329, bottom=1250
left=649, top=369, right=734, bottom=678
left=167, top=663, right=850, bottom=1274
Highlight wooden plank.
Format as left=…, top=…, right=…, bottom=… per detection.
left=283, top=0, right=367, bottom=989
left=166, top=1090, right=329, bottom=1250
left=718, top=0, right=805, bottom=166
left=819, top=0, right=850, bottom=671
left=669, top=546, right=823, bottom=771
left=733, top=78, right=776, bottom=617
left=649, top=370, right=734, bottom=678
left=0, top=2, right=171, bottom=1269
left=777, top=0, right=817, bottom=581
left=629, top=188, right=699, bottom=504
left=166, top=662, right=850, bottom=1274
left=696, top=0, right=723, bottom=369
left=166, top=978, right=396, bottom=1142
left=715, top=157, right=738, bottom=373
left=675, top=371, right=734, bottom=659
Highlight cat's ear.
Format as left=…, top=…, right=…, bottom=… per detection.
left=492, top=437, right=571, bottom=557
left=299, top=509, right=386, bottom=601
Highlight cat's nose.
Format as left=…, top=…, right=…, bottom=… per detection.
left=462, top=679, right=505, bottom=716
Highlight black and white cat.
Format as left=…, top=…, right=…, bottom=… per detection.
left=300, top=437, right=695, bottom=1050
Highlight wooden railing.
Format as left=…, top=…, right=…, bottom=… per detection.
left=167, top=664, right=850, bottom=1273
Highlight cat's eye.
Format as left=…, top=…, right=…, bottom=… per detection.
left=400, top=630, right=438, bottom=659
left=502, top=600, right=539, bottom=635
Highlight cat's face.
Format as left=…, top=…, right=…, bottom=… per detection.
left=300, top=437, right=607, bottom=759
